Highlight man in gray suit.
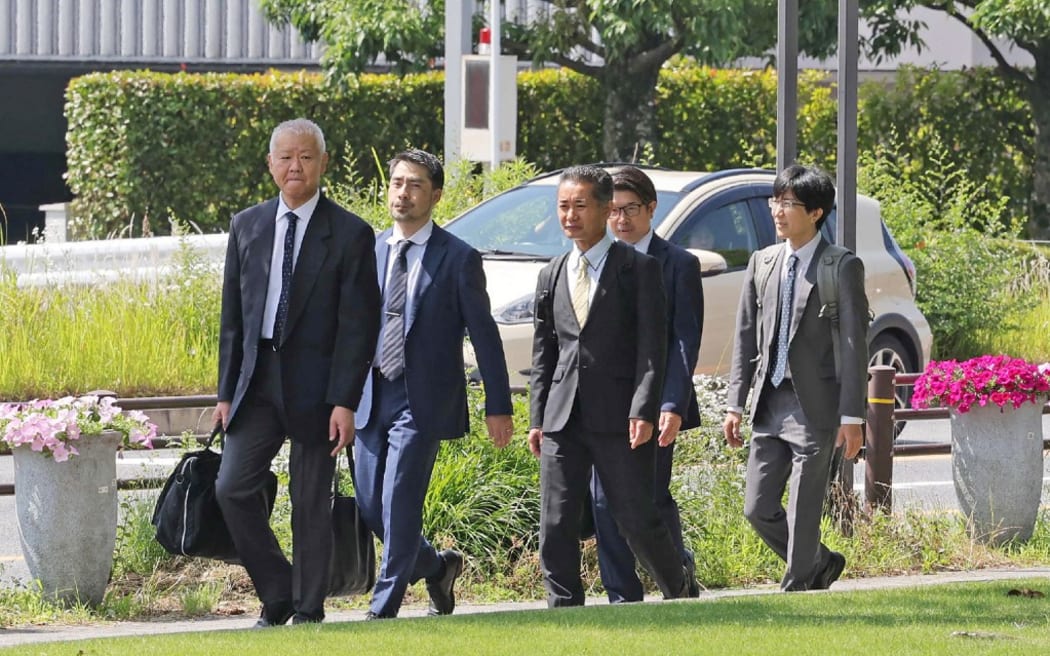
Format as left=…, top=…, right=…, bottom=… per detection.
left=528, top=165, right=692, bottom=606
left=214, top=119, right=381, bottom=626
left=723, top=164, right=868, bottom=591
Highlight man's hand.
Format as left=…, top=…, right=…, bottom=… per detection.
left=329, top=405, right=355, bottom=457
left=723, top=411, right=743, bottom=448
left=485, top=414, right=514, bottom=448
left=527, top=428, right=543, bottom=458
left=836, top=423, right=864, bottom=460
left=212, top=401, right=231, bottom=430
left=628, top=418, right=653, bottom=449
left=657, top=411, right=683, bottom=447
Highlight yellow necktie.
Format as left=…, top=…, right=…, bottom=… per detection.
left=572, top=254, right=591, bottom=326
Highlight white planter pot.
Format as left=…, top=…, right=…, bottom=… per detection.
left=950, top=403, right=1045, bottom=546
left=13, top=430, right=121, bottom=606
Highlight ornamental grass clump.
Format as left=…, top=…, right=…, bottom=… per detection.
left=0, top=394, right=156, bottom=461
left=911, top=355, right=1050, bottom=414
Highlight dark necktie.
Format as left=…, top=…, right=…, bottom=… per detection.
left=770, top=253, right=798, bottom=387
left=378, top=240, right=412, bottom=379
left=272, top=211, right=298, bottom=345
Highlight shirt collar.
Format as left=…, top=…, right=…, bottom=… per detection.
left=629, top=229, right=655, bottom=255
left=572, top=234, right=613, bottom=271
left=388, top=219, right=434, bottom=246
left=785, top=232, right=822, bottom=263
left=277, top=190, right=321, bottom=223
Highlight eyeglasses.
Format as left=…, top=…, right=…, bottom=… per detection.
left=610, top=202, right=644, bottom=218
left=768, top=198, right=807, bottom=211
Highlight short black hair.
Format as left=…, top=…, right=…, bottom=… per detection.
left=773, top=164, right=835, bottom=230
left=610, top=165, right=657, bottom=206
left=388, top=148, right=444, bottom=189
left=559, top=165, right=613, bottom=204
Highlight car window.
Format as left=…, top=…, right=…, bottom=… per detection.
left=670, top=200, right=758, bottom=268
left=445, top=185, right=684, bottom=257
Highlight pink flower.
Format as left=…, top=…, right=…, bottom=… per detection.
left=913, top=355, right=1050, bottom=414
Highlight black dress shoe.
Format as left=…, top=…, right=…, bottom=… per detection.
left=426, top=549, right=464, bottom=616
left=291, top=613, right=323, bottom=625
left=253, top=605, right=295, bottom=628
left=812, top=551, right=846, bottom=590
left=683, top=550, right=701, bottom=598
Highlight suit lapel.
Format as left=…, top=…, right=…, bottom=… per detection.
left=375, top=228, right=393, bottom=291
left=280, top=197, right=332, bottom=345
left=408, top=225, right=448, bottom=333
left=791, top=239, right=825, bottom=337
left=243, top=199, right=278, bottom=342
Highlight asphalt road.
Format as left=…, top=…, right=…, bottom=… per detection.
left=3, top=415, right=1050, bottom=589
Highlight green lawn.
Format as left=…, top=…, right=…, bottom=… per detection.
left=3, top=580, right=1049, bottom=656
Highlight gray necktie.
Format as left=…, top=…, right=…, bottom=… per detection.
left=770, top=254, right=798, bottom=387
left=378, top=240, right=412, bottom=379
left=272, top=212, right=298, bottom=345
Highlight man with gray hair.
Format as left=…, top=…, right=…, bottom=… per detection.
left=214, top=118, right=381, bottom=626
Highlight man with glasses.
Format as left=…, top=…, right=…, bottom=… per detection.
left=589, top=165, right=703, bottom=602
left=723, top=164, right=868, bottom=591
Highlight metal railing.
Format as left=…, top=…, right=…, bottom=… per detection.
left=862, top=367, right=1050, bottom=512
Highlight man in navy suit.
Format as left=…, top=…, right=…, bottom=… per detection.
left=528, top=165, right=693, bottom=607
left=589, top=165, right=704, bottom=602
left=214, top=118, right=381, bottom=626
left=354, top=149, right=513, bottom=619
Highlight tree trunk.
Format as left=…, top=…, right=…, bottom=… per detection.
left=1027, top=48, right=1050, bottom=239
left=600, top=60, right=662, bottom=162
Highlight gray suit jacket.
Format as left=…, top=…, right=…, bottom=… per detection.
left=530, top=240, right=667, bottom=433
left=726, top=238, right=868, bottom=431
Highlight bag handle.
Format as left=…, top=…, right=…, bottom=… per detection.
left=205, top=423, right=223, bottom=449
left=333, top=446, right=360, bottom=497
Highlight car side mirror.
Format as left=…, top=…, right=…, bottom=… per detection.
left=687, top=249, right=728, bottom=277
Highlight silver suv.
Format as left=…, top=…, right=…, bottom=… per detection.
left=446, top=167, right=932, bottom=400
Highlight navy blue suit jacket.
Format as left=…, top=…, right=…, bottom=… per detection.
left=648, top=235, right=704, bottom=430
left=356, top=224, right=513, bottom=439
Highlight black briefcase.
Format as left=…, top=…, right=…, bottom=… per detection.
left=152, top=426, right=277, bottom=562
left=328, top=450, right=376, bottom=596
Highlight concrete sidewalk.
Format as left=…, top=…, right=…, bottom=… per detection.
left=2, top=567, right=1049, bottom=648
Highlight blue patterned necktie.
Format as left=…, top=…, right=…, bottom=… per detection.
left=770, top=253, right=798, bottom=387
left=378, top=240, right=413, bottom=379
left=272, top=211, right=298, bottom=345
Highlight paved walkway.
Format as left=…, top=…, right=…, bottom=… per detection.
left=2, top=567, right=1049, bottom=648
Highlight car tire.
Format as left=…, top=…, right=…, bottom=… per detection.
left=867, top=333, right=916, bottom=440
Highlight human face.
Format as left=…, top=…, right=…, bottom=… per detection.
left=388, top=160, right=442, bottom=232
left=558, top=180, right=611, bottom=251
left=608, top=190, right=656, bottom=245
left=267, top=131, right=328, bottom=209
left=770, top=192, right=821, bottom=249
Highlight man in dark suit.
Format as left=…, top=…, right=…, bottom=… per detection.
left=213, top=118, right=381, bottom=626
left=589, top=165, right=704, bottom=602
left=723, top=164, right=868, bottom=591
left=528, top=165, right=692, bottom=607
left=354, top=149, right=513, bottom=619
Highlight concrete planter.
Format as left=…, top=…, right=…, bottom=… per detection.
left=950, top=403, right=1045, bottom=546
left=13, top=430, right=120, bottom=606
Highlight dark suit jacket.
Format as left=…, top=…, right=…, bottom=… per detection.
left=727, top=238, right=869, bottom=431
left=217, top=195, right=381, bottom=441
left=530, top=240, right=667, bottom=434
left=648, top=235, right=703, bottom=431
left=355, top=224, right=512, bottom=440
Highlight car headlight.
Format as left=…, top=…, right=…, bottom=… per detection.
left=492, top=293, right=535, bottom=324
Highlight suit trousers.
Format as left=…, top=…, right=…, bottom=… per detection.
left=539, top=412, right=686, bottom=606
left=354, top=371, right=443, bottom=617
left=215, top=347, right=336, bottom=620
left=589, top=439, right=686, bottom=603
left=744, top=379, right=837, bottom=591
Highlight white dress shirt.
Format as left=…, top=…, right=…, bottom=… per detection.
left=569, top=234, right=613, bottom=306
left=261, top=191, right=320, bottom=339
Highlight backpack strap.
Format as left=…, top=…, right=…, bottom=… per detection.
left=816, top=244, right=850, bottom=381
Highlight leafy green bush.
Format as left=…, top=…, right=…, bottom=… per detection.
left=65, top=65, right=1034, bottom=239
left=859, top=139, right=1034, bottom=359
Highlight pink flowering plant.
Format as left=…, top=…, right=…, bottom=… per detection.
left=912, top=355, right=1050, bottom=414
left=0, top=395, right=156, bottom=462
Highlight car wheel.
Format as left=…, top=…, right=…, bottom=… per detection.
left=868, top=333, right=916, bottom=440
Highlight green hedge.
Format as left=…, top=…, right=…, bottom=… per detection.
left=65, top=65, right=1033, bottom=238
